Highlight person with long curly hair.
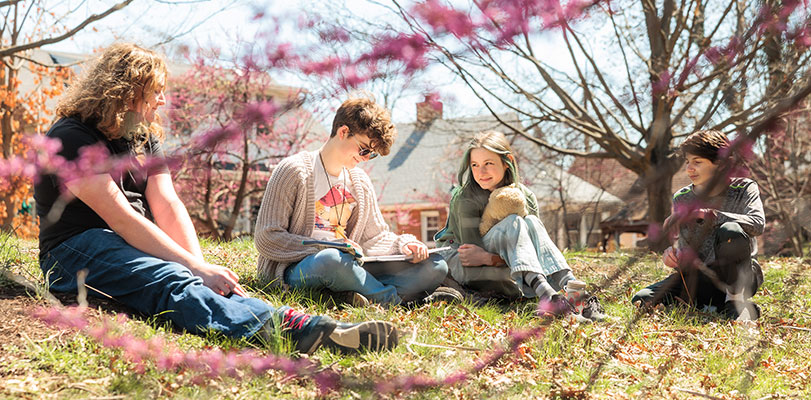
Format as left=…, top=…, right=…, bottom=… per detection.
left=34, top=43, right=398, bottom=354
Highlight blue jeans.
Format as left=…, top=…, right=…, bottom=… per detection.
left=444, top=214, right=571, bottom=297
left=284, top=248, right=448, bottom=305
left=40, top=229, right=274, bottom=338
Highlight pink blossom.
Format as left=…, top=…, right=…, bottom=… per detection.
left=265, top=43, right=296, bottom=68
left=300, top=56, right=344, bottom=75
left=651, top=70, right=671, bottom=96
left=413, top=0, right=476, bottom=38
left=360, top=33, right=429, bottom=72
left=239, top=101, right=280, bottom=126
left=318, top=26, right=351, bottom=43
left=34, top=306, right=327, bottom=385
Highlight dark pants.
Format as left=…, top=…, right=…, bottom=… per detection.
left=632, top=222, right=764, bottom=308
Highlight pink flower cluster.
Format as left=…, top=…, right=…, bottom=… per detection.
left=34, top=306, right=338, bottom=393
left=0, top=135, right=64, bottom=190
left=34, top=304, right=554, bottom=395
left=411, top=0, right=606, bottom=45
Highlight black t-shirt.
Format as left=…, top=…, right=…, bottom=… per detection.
left=35, top=117, right=167, bottom=256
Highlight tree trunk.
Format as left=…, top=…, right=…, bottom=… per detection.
left=643, top=152, right=678, bottom=251
left=1, top=197, right=16, bottom=231
left=1, top=65, right=18, bottom=231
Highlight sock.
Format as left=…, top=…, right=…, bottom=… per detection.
left=523, top=272, right=556, bottom=298
left=553, top=270, right=576, bottom=292
left=725, top=290, right=744, bottom=303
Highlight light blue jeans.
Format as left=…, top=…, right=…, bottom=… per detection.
left=444, top=214, right=571, bottom=297
left=40, top=229, right=275, bottom=338
left=284, top=248, right=448, bottom=305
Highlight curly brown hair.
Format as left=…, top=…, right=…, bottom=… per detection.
left=680, top=129, right=730, bottom=163
left=330, top=96, right=396, bottom=156
left=56, top=43, right=168, bottom=141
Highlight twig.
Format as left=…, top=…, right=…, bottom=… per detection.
left=405, top=325, right=482, bottom=353
left=640, top=329, right=688, bottom=335
left=84, top=284, right=114, bottom=299
left=76, top=269, right=89, bottom=308
left=405, top=326, right=419, bottom=356
left=677, top=267, right=693, bottom=305
left=18, top=331, right=42, bottom=352
left=406, top=341, right=482, bottom=352
left=34, top=332, right=62, bottom=343
left=64, top=383, right=100, bottom=396
left=0, top=265, right=62, bottom=306
left=671, top=386, right=725, bottom=399
left=777, top=325, right=811, bottom=333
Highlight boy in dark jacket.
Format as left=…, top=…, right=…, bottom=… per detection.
left=632, top=130, right=765, bottom=321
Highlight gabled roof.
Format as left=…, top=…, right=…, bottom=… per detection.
left=509, top=134, right=624, bottom=207
left=365, top=113, right=623, bottom=208
left=568, top=157, right=693, bottom=223
left=366, top=115, right=497, bottom=207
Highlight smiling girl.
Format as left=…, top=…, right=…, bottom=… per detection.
left=435, top=131, right=604, bottom=321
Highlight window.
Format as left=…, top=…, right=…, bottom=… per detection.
left=420, top=211, right=441, bottom=245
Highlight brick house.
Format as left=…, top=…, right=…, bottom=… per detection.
left=568, top=157, right=692, bottom=250
left=364, top=97, right=624, bottom=249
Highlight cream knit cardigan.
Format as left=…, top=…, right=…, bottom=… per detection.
left=254, top=150, right=419, bottom=284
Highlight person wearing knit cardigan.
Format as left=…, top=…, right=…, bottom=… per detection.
left=254, top=97, right=448, bottom=305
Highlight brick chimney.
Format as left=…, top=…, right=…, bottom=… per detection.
left=416, top=94, right=443, bottom=125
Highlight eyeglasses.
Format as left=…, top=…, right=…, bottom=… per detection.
left=353, top=136, right=379, bottom=160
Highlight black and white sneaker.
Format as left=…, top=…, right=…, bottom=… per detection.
left=325, top=320, right=399, bottom=353
left=538, top=294, right=592, bottom=324
left=263, top=308, right=398, bottom=355
left=581, top=295, right=608, bottom=322
left=423, top=286, right=464, bottom=304
left=279, top=308, right=337, bottom=355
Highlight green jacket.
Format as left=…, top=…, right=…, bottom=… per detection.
left=435, top=183, right=540, bottom=250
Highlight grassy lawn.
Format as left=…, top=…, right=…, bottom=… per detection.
left=1, top=233, right=810, bottom=399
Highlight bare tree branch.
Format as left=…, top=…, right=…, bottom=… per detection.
left=0, top=0, right=133, bottom=58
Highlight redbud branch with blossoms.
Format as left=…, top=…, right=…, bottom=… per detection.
left=4, top=0, right=811, bottom=396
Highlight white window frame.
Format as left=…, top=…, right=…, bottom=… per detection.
left=420, top=210, right=441, bottom=244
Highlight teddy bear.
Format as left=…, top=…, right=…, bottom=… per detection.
left=478, top=183, right=528, bottom=236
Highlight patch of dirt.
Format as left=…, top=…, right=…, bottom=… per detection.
left=0, top=284, right=54, bottom=358
left=0, top=281, right=136, bottom=362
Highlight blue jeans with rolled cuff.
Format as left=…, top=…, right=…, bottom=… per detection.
left=443, top=214, right=573, bottom=298
left=284, top=248, right=448, bottom=305
left=40, top=228, right=275, bottom=338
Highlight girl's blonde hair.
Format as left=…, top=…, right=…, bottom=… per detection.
left=56, top=42, right=167, bottom=141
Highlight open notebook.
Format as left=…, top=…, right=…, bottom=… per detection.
left=302, top=240, right=450, bottom=263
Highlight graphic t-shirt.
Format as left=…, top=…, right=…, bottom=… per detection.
left=312, top=156, right=357, bottom=240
